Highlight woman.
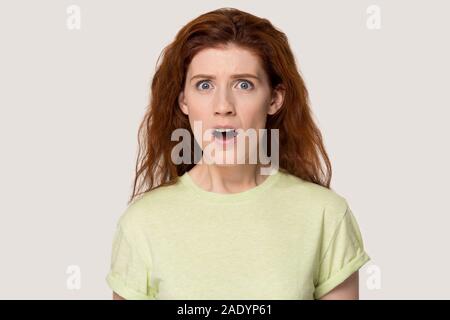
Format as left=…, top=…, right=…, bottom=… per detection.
left=106, top=7, right=370, bottom=300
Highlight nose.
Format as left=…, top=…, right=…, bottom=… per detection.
left=213, top=87, right=236, bottom=116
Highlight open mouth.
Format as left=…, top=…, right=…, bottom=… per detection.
left=212, top=128, right=238, bottom=141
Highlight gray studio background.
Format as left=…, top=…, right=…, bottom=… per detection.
left=0, top=0, right=449, bottom=299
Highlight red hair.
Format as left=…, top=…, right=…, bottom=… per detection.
left=129, top=7, right=332, bottom=205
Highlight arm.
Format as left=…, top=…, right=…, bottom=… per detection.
left=318, top=271, right=359, bottom=300
left=113, top=291, right=126, bottom=300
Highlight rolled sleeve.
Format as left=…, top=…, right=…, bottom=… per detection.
left=106, top=220, right=157, bottom=300
left=314, top=202, right=371, bottom=299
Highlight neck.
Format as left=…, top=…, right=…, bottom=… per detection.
left=188, top=163, right=272, bottom=194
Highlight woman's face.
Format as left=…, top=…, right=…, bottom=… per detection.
left=178, top=43, right=284, bottom=165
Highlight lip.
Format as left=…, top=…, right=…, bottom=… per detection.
left=212, top=134, right=237, bottom=148
left=210, top=127, right=239, bottom=138
left=212, top=125, right=238, bottom=130
left=209, top=126, right=239, bottom=147
left=209, top=125, right=239, bottom=138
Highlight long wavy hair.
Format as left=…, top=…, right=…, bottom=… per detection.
left=128, top=7, right=332, bottom=205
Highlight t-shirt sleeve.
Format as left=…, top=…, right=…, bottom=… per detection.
left=313, top=200, right=371, bottom=299
left=106, top=218, right=157, bottom=300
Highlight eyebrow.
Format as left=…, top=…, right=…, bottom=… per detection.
left=190, top=73, right=261, bottom=82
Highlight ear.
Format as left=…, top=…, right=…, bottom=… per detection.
left=267, top=84, right=285, bottom=115
left=178, top=90, right=189, bottom=115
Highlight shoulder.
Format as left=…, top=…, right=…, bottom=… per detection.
left=116, top=180, right=184, bottom=232
left=278, top=170, right=348, bottom=209
left=277, top=169, right=349, bottom=223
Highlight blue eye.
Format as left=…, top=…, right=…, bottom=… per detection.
left=196, top=80, right=212, bottom=91
left=195, top=79, right=254, bottom=91
left=237, top=80, right=254, bottom=90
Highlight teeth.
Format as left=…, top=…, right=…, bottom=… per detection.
left=215, top=128, right=235, bottom=133
left=213, top=128, right=237, bottom=139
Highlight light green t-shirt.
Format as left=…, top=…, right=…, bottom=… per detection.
left=106, top=168, right=370, bottom=300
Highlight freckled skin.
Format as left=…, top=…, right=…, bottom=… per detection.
left=177, top=43, right=285, bottom=193
left=178, top=43, right=276, bottom=152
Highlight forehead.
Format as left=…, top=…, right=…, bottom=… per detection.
left=188, top=44, right=264, bottom=77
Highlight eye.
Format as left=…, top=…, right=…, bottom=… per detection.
left=196, top=80, right=213, bottom=91
left=236, top=80, right=254, bottom=90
